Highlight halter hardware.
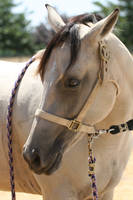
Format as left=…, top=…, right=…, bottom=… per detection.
left=68, top=119, right=81, bottom=132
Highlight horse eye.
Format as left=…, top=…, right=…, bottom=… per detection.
left=65, top=78, right=80, bottom=88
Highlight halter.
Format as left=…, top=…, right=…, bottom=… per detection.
left=35, top=40, right=119, bottom=137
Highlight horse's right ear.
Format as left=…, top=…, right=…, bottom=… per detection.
left=89, top=8, right=119, bottom=41
left=45, top=4, right=66, bottom=32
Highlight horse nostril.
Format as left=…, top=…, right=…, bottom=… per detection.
left=23, top=147, right=41, bottom=169
left=31, top=149, right=41, bottom=167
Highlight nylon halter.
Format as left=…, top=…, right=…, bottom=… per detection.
left=35, top=40, right=118, bottom=136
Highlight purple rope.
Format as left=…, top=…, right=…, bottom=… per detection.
left=88, top=149, right=98, bottom=200
left=7, top=57, right=35, bottom=200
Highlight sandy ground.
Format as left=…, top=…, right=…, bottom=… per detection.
left=0, top=152, right=133, bottom=200
left=0, top=57, right=30, bottom=62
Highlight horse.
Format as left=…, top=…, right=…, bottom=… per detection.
left=0, top=4, right=133, bottom=200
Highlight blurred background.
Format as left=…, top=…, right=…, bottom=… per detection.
left=0, top=0, right=133, bottom=59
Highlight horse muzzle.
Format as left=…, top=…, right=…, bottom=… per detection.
left=23, top=146, right=62, bottom=175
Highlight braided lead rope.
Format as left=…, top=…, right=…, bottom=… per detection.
left=7, top=57, right=35, bottom=200
left=88, top=137, right=98, bottom=200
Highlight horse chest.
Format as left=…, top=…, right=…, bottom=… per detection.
left=94, top=133, right=133, bottom=194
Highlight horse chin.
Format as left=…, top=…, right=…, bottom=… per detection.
left=32, top=153, right=63, bottom=176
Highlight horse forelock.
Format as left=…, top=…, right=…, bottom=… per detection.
left=69, top=13, right=102, bottom=24
left=37, top=13, right=103, bottom=81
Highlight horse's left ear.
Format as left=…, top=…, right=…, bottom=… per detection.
left=45, top=4, right=66, bottom=32
left=89, top=9, right=119, bottom=41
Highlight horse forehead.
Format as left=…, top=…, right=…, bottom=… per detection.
left=54, top=44, right=70, bottom=72
left=46, top=24, right=94, bottom=77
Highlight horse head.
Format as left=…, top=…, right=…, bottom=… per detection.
left=23, top=5, right=119, bottom=175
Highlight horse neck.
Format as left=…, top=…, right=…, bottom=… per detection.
left=99, top=34, right=133, bottom=128
left=110, top=34, right=133, bottom=79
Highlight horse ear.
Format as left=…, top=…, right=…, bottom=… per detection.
left=45, top=4, right=66, bottom=32
left=89, top=9, right=119, bottom=41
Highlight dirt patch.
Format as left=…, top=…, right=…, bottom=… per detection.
left=0, top=192, right=42, bottom=200
left=0, top=57, right=30, bottom=62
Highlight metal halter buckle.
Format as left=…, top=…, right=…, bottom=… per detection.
left=68, top=120, right=81, bottom=132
